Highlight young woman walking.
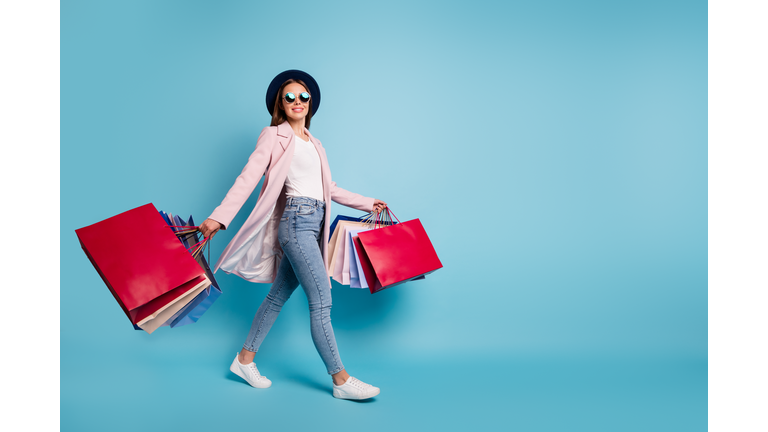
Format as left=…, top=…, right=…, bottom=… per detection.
left=199, top=70, right=386, bottom=400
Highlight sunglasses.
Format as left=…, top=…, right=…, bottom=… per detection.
left=284, top=92, right=311, bottom=104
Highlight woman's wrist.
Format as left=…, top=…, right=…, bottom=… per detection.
left=372, top=199, right=387, bottom=214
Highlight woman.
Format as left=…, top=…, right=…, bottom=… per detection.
left=199, top=70, right=386, bottom=400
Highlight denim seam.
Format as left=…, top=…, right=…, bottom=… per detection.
left=295, top=214, right=340, bottom=374
left=245, top=267, right=288, bottom=352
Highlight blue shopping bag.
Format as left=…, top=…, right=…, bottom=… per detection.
left=130, top=211, right=222, bottom=330
left=347, top=227, right=373, bottom=288
left=167, top=214, right=222, bottom=328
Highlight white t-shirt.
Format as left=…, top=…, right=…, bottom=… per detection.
left=285, top=135, right=324, bottom=201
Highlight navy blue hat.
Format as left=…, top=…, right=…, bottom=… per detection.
left=265, top=69, right=321, bottom=117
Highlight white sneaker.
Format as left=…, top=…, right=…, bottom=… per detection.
left=229, top=353, right=272, bottom=388
left=332, top=376, right=380, bottom=400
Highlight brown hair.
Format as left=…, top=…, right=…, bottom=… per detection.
left=270, top=79, right=313, bottom=129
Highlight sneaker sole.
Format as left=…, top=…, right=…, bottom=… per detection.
left=333, top=387, right=380, bottom=400
left=230, top=360, right=272, bottom=389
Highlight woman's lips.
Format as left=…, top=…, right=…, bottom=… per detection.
left=292, top=107, right=304, bottom=112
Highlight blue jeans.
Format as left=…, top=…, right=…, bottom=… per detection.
left=243, top=196, right=344, bottom=375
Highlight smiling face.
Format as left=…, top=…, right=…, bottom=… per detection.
left=280, top=82, right=311, bottom=124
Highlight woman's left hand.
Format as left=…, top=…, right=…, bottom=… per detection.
left=372, top=199, right=388, bottom=214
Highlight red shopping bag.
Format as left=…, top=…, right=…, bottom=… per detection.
left=75, top=203, right=209, bottom=332
left=354, top=208, right=442, bottom=293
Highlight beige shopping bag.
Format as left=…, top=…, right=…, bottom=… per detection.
left=328, top=221, right=372, bottom=277
left=138, top=276, right=211, bottom=334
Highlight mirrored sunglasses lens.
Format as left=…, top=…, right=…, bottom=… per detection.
left=284, top=92, right=296, bottom=103
left=299, top=92, right=310, bottom=103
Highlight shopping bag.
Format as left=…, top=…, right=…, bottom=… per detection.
left=349, top=227, right=424, bottom=289
left=353, top=231, right=428, bottom=294
left=355, top=208, right=442, bottom=293
left=347, top=227, right=373, bottom=288
left=332, top=221, right=386, bottom=284
left=332, top=224, right=352, bottom=284
left=336, top=224, right=363, bottom=285
left=128, top=211, right=218, bottom=331
left=154, top=214, right=209, bottom=327
left=125, top=211, right=205, bottom=331
left=150, top=214, right=207, bottom=328
left=329, top=213, right=400, bottom=286
left=165, top=214, right=222, bottom=328
left=137, top=211, right=214, bottom=332
left=76, top=203, right=210, bottom=333
left=171, top=277, right=222, bottom=327
left=159, top=210, right=174, bottom=227
left=328, top=220, right=374, bottom=277
left=138, top=278, right=209, bottom=333
left=353, top=235, right=394, bottom=293
left=328, top=214, right=395, bottom=268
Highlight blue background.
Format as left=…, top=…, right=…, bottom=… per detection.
left=61, top=0, right=707, bottom=430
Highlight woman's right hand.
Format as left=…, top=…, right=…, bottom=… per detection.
left=199, top=218, right=222, bottom=239
left=372, top=199, right=388, bottom=214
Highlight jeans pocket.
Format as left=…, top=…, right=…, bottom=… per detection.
left=297, top=204, right=315, bottom=215
left=278, top=217, right=290, bottom=247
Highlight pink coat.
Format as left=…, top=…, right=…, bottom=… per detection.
left=208, top=120, right=375, bottom=285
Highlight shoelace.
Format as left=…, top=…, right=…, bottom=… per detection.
left=346, top=378, right=371, bottom=389
left=247, top=363, right=264, bottom=378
